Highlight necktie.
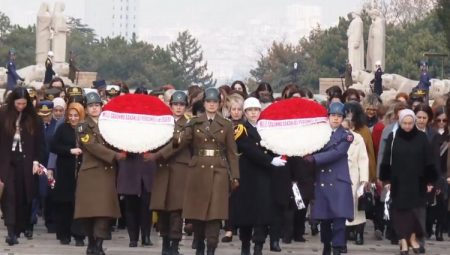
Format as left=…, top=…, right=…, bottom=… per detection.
left=209, top=119, right=213, bottom=125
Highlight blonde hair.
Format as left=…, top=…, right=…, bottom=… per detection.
left=223, top=93, right=244, bottom=118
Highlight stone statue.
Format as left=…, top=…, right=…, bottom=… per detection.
left=36, top=3, right=52, bottom=65
left=347, top=12, right=365, bottom=71
left=51, top=2, right=68, bottom=63
left=366, top=8, right=386, bottom=71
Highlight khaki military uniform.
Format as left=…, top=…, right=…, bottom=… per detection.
left=74, top=116, right=120, bottom=238
left=151, top=116, right=191, bottom=240
left=160, top=114, right=239, bottom=220
left=159, top=113, right=239, bottom=248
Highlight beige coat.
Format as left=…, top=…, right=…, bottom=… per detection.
left=159, top=114, right=239, bottom=221
left=151, top=116, right=190, bottom=211
left=346, top=131, right=369, bottom=226
left=74, top=116, right=121, bottom=219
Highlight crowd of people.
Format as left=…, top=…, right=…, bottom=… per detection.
left=0, top=73, right=449, bottom=255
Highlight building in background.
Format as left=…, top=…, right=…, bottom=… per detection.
left=85, top=0, right=139, bottom=40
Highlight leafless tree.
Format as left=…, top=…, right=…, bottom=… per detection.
left=362, top=0, right=437, bottom=26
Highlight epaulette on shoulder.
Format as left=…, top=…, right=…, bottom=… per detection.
left=234, top=124, right=247, bottom=140
left=184, top=113, right=192, bottom=120
left=186, top=116, right=202, bottom=127
left=76, top=123, right=88, bottom=134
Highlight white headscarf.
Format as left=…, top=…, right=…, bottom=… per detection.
left=398, top=109, right=416, bottom=123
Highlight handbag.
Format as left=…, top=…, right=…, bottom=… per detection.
left=358, top=191, right=375, bottom=212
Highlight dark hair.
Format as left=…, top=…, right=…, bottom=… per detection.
left=49, top=77, right=65, bottom=88
left=329, top=93, right=343, bottom=103
left=253, top=82, right=274, bottom=101
left=344, top=101, right=367, bottom=130
left=325, top=86, right=342, bottom=98
left=413, top=103, right=433, bottom=123
left=299, top=87, right=314, bottom=99
left=231, top=80, right=248, bottom=97
left=134, top=86, right=148, bottom=95
left=281, top=84, right=300, bottom=99
left=2, top=87, right=39, bottom=136
left=343, top=88, right=360, bottom=102
left=192, top=100, right=205, bottom=116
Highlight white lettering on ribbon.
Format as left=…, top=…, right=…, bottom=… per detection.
left=100, top=111, right=174, bottom=124
left=257, top=117, right=328, bottom=130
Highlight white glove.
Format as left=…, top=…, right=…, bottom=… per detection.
left=271, top=156, right=287, bottom=167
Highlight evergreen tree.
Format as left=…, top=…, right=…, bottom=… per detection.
left=436, top=0, right=450, bottom=51
left=168, top=30, right=216, bottom=88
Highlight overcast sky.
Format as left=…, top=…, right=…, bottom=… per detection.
left=0, top=0, right=365, bottom=82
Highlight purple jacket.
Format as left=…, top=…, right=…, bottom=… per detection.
left=117, top=153, right=155, bottom=195
left=311, top=126, right=354, bottom=221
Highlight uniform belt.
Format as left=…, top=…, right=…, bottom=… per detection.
left=198, top=149, right=220, bottom=157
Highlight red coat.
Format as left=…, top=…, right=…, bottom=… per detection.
left=372, top=121, right=385, bottom=159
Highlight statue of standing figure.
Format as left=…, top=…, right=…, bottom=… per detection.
left=36, top=3, right=52, bottom=65
left=366, top=8, right=386, bottom=72
left=347, top=12, right=365, bottom=71
left=36, top=2, right=68, bottom=65
left=51, top=2, right=68, bottom=64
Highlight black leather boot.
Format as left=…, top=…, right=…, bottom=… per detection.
left=355, top=223, right=365, bottom=245
left=141, top=232, right=153, bottom=246
left=5, top=227, right=18, bottom=246
left=332, top=247, right=342, bottom=255
left=436, top=226, right=444, bottom=241
left=170, top=239, right=183, bottom=255
left=322, top=243, right=331, bottom=255
left=206, top=247, right=215, bottom=255
left=195, top=240, right=205, bottom=255
left=241, top=240, right=251, bottom=255
left=254, top=243, right=263, bottom=255
left=270, top=240, right=281, bottom=252
left=95, top=238, right=105, bottom=255
left=311, top=223, right=319, bottom=236
left=161, top=236, right=170, bottom=255
left=86, top=236, right=96, bottom=255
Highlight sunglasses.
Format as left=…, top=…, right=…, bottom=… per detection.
left=436, top=118, right=448, bottom=123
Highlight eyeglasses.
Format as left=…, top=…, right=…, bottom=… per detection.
left=436, top=118, right=448, bottom=123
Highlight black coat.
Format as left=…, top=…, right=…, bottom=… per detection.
left=288, top=157, right=315, bottom=201
left=380, top=127, right=438, bottom=209
left=50, top=122, right=81, bottom=202
left=231, top=121, right=274, bottom=226
left=0, top=109, right=44, bottom=225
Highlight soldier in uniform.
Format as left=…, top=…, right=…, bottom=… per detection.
left=233, top=97, right=286, bottom=255
left=416, top=60, right=431, bottom=104
left=6, top=48, right=24, bottom=92
left=304, top=102, right=354, bottom=255
left=151, top=91, right=191, bottom=255
left=152, top=87, right=240, bottom=255
left=370, top=61, right=383, bottom=96
left=74, top=92, right=126, bottom=255
left=68, top=51, right=79, bottom=84
left=105, top=85, right=120, bottom=102
left=44, top=51, right=56, bottom=86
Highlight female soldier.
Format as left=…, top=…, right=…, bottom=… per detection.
left=153, top=87, right=239, bottom=255
left=233, top=97, right=286, bottom=255
left=151, top=91, right=191, bottom=255
left=74, top=92, right=126, bottom=255
left=304, top=102, right=354, bottom=255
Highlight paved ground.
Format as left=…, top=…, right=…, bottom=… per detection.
left=1, top=220, right=450, bottom=255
